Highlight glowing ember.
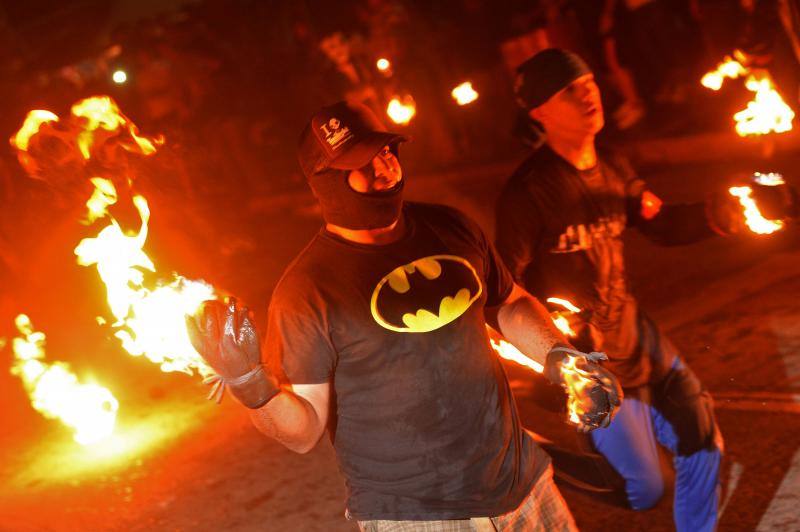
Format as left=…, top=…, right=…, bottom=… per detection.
left=560, top=356, right=598, bottom=425
left=734, top=73, right=795, bottom=136
left=9, top=110, right=59, bottom=151
left=387, top=96, right=416, bottom=125
left=451, top=81, right=479, bottom=105
left=701, top=55, right=747, bottom=91
left=71, top=95, right=162, bottom=159
left=11, top=314, right=118, bottom=445
left=376, top=58, right=391, bottom=72
left=112, top=70, right=127, bottom=84
left=729, top=185, right=784, bottom=235
left=74, top=181, right=216, bottom=376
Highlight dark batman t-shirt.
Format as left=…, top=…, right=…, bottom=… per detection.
left=496, top=145, right=650, bottom=387
left=264, top=202, right=549, bottom=520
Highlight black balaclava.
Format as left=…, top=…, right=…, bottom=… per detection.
left=307, top=162, right=404, bottom=230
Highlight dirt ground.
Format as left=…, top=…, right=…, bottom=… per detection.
left=1, top=150, right=799, bottom=531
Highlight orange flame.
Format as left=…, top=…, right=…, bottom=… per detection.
left=489, top=336, right=544, bottom=373
left=74, top=180, right=216, bottom=376
left=10, top=110, right=59, bottom=151
left=734, top=73, right=795, bottom=136
left=546, top=297, right=580, bottom=337
left=701, top=55, right=747, bottom=91
left=11, top=314, right=118, bottom=445
left=560, top=356, right=598, bottom=425
left=701, top=53, right=794, bottom=136
left=387, top=96, right=416, bottom=125
left=729, top=184, right=785, bottom=235
left=451, top=82, right=479, bottom=106
left=70, top=96, right=163, bottom=159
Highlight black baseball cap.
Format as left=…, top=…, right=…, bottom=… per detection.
left=514, top=48, right=591, bottom=110
left=297, top=101, right=408, bottom=178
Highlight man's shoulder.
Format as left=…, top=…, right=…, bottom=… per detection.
left=271, top=234, right=329, bottom=304
left=406, top=201, right=484, bottom=238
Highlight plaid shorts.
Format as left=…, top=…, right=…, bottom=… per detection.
left=356, top=466, right=578, bottom=532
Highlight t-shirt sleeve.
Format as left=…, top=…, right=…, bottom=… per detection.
left=263, top=279, right=337, bottom=385
left=494, top=182, right=544, bottom=284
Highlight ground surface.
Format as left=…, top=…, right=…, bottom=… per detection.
left=1, top=148, right=799, bottom=531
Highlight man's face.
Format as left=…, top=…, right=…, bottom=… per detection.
left=319, top=33, right=350, bottom=66
left=347, top=145, right=403, bottom=193
left=530, top=74, right=604, bottom=137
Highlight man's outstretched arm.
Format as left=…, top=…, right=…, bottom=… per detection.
left=486, top=283, right=622, bottom=431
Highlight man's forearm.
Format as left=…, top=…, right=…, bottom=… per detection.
left=248, top=389, right=325, bottom=454
left=493, top=284, right=567, bottom=367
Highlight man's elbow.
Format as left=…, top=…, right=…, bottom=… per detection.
left=285, top=439, right=318, bottom=454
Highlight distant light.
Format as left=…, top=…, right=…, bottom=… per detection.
left=452, top=81, right=478, bottom=105
left=376, top=58, right=391, bottom=72
left=387, top=96, right=416, bottom=125
left=112, top=70, right=127, bottom=84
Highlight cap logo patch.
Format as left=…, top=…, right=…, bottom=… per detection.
left=319, top=116, right=353, bottom=151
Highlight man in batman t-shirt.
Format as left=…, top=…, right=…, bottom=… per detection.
left=185, top=101, right=622, bottom=531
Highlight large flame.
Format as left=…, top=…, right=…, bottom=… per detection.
left=700, top=52, right=794, bottom=136
left=451, top=82, right=479, bottom=106
left=70, top=95, right=163, bottom=159
left=734, top=73, right=795, bottom=136
left=11, top=314, right=118, bottom=445
left=75, top=180, right=215, bottom=376
left=387, top=95, right=416, bottom=125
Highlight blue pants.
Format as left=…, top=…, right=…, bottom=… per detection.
left=591, top=363, right=722, bottom=532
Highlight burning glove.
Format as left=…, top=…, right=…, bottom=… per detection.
left=544, top=345, right=623, bottom=432
left=751, top=179, right=799, bottom=220
left=185, top=298, right=280, bottom=409
left=705, top=190, right=746, bottom=235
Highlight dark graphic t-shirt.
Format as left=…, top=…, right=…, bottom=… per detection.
left=265, top=202, right=549, bottom=520
left=496, top=146, right=650, bottom=387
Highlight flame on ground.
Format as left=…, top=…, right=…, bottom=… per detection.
left=10, top=314, right=118, bottom=445
left=75, top=181, right=215, bottom=376
left=451, top=82, right=479, bottom=106
left=387, top=96, right=416, bottom=125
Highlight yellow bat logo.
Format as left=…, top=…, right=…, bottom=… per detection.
left=370, top=255, right=483, bottom=333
